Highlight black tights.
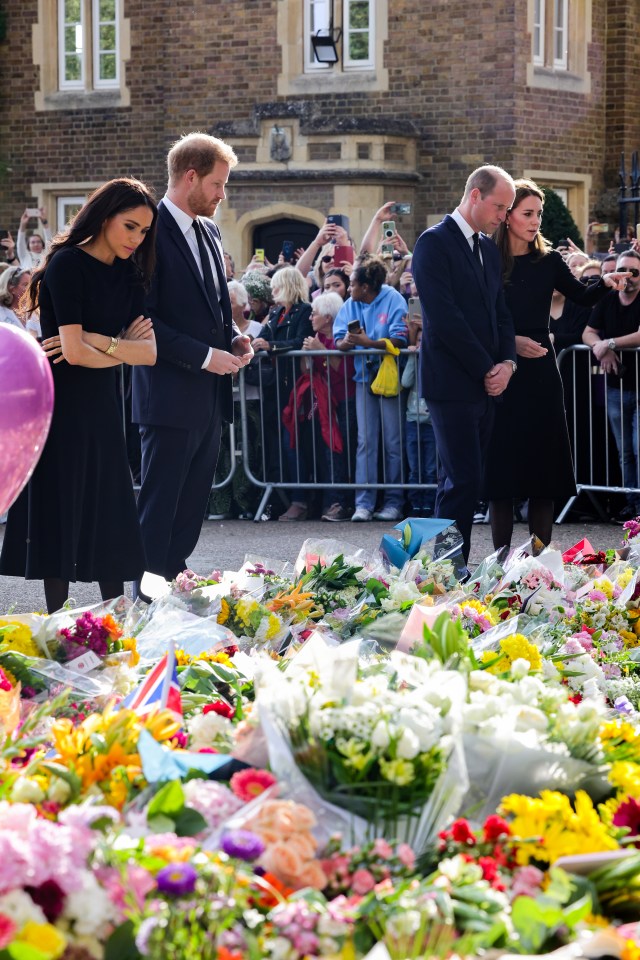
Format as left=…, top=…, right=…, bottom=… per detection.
left=43, top=578, right=124, bottom=615
left=489, top=498, right=554, bottom=552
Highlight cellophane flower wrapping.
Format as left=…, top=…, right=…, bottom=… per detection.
left=255, top=634, right=468, bottom=854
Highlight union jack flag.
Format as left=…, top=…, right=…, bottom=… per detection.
left=120, top=641, right=182, bottom=717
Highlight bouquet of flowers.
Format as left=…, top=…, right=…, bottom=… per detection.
left=258, top=640, right=466, bottom=851
left=217, top=595, right=286, bottom=649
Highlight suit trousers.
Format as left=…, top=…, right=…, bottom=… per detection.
left=137, top=408, right=222, bottom=580
left=427, top=395, right=495, bottom=564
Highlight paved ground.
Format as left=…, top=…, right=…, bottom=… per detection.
left=0, top=514, right=627, bottom=613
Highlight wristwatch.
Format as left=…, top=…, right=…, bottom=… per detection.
left=503, top=359, right=517, bottom=374
left=607, top=338, right=617, bottom=350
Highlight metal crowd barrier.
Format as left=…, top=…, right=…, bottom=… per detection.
left=556, top=344, right=640, bottom=522
left=225, top=347, right=437, bottom=521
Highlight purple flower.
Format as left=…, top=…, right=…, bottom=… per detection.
left=156, top=862, right=198, bottom=897
left=220, top=829, right=265, bottom=861
left=614, top=695, right=635, bottom=716
left=135, top=916, right=159, bottom=956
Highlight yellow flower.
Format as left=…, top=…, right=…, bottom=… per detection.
left=265, top=614, right=282, bottom=640
left=236, top=598, right=259, bottom=626
left=598, top=578, right=614, bottom=599
left=482, top=633, right=542, bottom=674
left=17, top=922, right=67, bottom=959
left=623, top=941, right=640, bottom=960
left=620, top=630, right=639, bottom=647
left=617, top=568, right=634, bottom=590
left=499, top=790, right=618, bottom=866
left=122, top=636, right=140, bottom=667
left=217, top=598, right=231, bottom=625
left=609, top=761, right=640, bottom=799
left=379, top=757, right=415, bottom=786
left=336, top=737, right=372, bottom=772
left=0, top=620, right=41, bottom=657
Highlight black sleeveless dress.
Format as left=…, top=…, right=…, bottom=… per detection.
left=0, top=247, right=146, bottom=582
left=482, top=250, right=605, bottom=501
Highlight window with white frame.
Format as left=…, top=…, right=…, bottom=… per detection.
left=553, top=0, right=568, bottom=68
left=533, top=0, right=545, bottom=65
left=532, top=0, right=570, bottom=71
left=304, top=0, right=374, bottom=73
left=58, top=0, right=119, bottom=90
left=57, top=195, right=87, bottom=231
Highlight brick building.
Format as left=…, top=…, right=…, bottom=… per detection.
left=1, top=0, right=639, bottom=266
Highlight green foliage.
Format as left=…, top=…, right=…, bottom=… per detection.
left=541, top=188, right=584, bottom=250
left=146, top=780, right=208, bottom=837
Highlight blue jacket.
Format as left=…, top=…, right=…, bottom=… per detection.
left=412, top=215, right=515, bottom=402
left=333, top=284, right=408, bottom=383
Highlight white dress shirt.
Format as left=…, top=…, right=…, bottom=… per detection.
left=451, top=207, right=484, bottom=265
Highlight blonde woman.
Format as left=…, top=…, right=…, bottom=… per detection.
left=0, top=266, right=39, bottom=337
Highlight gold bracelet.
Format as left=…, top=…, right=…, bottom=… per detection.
left=104, top=336, right=119, bottom=356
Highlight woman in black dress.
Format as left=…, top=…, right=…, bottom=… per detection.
left=483, top=179, right=627, bottom=549
left=0, top=178, right=158, bottom=612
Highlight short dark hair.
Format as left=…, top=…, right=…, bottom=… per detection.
left=25, top=177, right=158, bottom=314
left=351, top=254, right=387, bottom=295
left=617, top=249, right=640, bottom=267
left=603, top=253, right=618, bottom=264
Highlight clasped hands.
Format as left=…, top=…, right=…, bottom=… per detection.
left=484, top=362, right=514, bottom=397
left=206, top=335, right=254, bottom=375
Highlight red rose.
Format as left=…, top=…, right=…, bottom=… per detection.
left=483, top=814, right=511, bottom=842
left=451, top=819, right=476, bottom=845
left=203, top=700, right=235, bottom=720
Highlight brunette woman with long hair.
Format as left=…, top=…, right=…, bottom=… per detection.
left=0, top=177, right=158, bottom=612
left=483, top=178, right=628, bottom=549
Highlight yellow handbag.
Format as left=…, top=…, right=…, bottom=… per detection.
left=370, top=338, right=401, bottom=397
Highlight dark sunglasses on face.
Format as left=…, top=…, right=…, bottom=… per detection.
left=623, top=267, right=640, bottom=278
left=321, top=255, right=334, bottom=263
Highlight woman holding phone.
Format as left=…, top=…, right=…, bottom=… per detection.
left=0, top=177, right=158, bottom=612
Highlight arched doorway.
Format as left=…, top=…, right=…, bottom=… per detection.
left=252, top=217, right=318, bottom=265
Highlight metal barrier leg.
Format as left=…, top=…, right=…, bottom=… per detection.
left=253, top=485, right=273, bottom=523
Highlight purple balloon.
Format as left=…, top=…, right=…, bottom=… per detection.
left=0, top=325, right=54, bottom=514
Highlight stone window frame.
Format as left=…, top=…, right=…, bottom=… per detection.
left=278, top=0, right=389, bottom=96
left=303, top=0, right=375, bottom=73
left=527, top=0, right=592, bottom=94
left=30, top=182, right=103, bottom=231
left=33, top=0, right=131, bottom=111
left=524, top=169, right=592, bottom=240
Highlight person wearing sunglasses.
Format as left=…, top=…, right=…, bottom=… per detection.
left=483, top=178, right=630, bottom=551
left=583, top=250, right=640, bottom=520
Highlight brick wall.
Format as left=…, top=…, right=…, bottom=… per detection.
left=0, top=0, right=637, bottom=245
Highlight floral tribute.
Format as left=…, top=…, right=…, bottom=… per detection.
left=3, top=525, right=640, bottom=955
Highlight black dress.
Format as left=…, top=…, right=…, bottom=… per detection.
left=483, top=250, right=606, bottom=501
left=0, top=247, right=146, bottom=582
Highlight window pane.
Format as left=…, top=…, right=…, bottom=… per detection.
left=99, top=0, right=116, bottom=18
left=65, top=55, right=82, bottom=81
left=65, top=25, right=81, bottom=53
left=65, top=0, right=82, bottom=22
left=99, top=24, right=116, bottom=49
left=349, top=33, right=369, bottom=60
left=99, top=52, right=116, bottom=80
left=311, top=0, right=331, bottom=31
left=349, top=1, right=369, bottom=29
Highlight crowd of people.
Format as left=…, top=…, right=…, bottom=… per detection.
left=1, top=139, right=639, bottom=606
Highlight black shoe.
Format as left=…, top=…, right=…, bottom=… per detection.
left=237, top=511, right=253, bottom=520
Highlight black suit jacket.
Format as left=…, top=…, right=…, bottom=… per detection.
left=132, top=200, right=241, bottom=428
left=413, top=215, right=515, bottom=403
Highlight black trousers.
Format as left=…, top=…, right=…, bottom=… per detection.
left=427, top=395, right=495, bottom=564
left=137, top=411, right=222, bottom=580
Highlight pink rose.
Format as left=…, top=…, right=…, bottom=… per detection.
left=397, top=843, right=416, bottom=868
left=351, top=868, right=376, bottom=895
left=373, top=838, right=394, bottom=859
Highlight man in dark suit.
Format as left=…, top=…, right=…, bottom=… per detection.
left=133, top=132, right=253, bottom=582
left=413, top=165, right=517, bottom=564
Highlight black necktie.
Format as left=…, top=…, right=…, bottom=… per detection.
left=192, top=218, right=220, bottom=310
left=472, top=232, right=482, bottom=264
